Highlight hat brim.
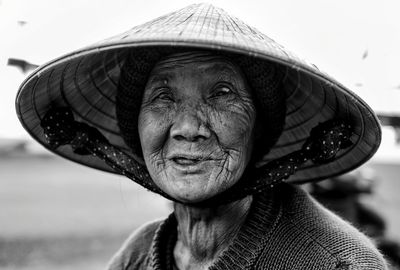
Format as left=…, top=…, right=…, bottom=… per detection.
left=16, top=4, right=381, bottom=183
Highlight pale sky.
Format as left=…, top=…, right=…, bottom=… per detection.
left=1, top=0, right=400, bottom=141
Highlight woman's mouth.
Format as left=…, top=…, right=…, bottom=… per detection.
left=172, top=157, right=202, bottom=166
left=169, top=154, right=213, bottom=173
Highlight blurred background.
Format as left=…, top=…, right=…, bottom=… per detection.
left=1, top=0, right=400, bottom=269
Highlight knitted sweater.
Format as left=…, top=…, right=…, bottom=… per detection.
left=107, top=183, right=388, bottom=269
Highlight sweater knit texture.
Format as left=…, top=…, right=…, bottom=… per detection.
left=107, top=184, right=388, bottom=270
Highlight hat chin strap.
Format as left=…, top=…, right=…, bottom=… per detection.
left=41, top=107, right=353, bottom=207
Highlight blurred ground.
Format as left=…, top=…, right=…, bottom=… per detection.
left=0, top=154, right=399, bottom=269
left=0, top=154, right=170, bottom=270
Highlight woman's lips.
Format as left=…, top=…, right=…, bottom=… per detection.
left=169, top=155, right=213, bottom=173
left=172, top=157, right=202, bottom=166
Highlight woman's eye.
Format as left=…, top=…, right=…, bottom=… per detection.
left=212, top=85, right=233, bottom=97
left=153, top=89, right=173, bottom=101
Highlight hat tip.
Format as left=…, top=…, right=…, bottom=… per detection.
left=191, top=2, right=220, bottom=9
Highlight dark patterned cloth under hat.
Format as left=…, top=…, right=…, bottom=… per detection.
left=16, top=3, right=381, bottom=195
left=40, top=106, right=352, bottom=205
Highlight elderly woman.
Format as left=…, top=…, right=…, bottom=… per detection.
left=16, top=4, right=387, bottom=270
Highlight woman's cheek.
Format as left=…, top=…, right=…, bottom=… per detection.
left=138, top=109, right=172, bottom=156
left=209, top=104, right=256, bottom=175
left=210, top=106, right=255, bottom=147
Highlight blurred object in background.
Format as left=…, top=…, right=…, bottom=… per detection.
left=310, top=167, right=400, bottom=269
left=7, top=58, right=38, bottom=74
left=311, top=168, right=383, bottom=237
left=0, top=138, right=27, bottom=156
left=379, top=114, right=400, bottom=144
left=380, top=240, right=400, bottom=270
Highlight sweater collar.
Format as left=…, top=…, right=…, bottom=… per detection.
left=147, top=187, right=283, bottom=270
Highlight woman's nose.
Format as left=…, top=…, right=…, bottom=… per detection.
left=170, top=111, right=211, bottom=142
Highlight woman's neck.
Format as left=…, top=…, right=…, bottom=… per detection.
left=172, top=196, right=253, bottom=270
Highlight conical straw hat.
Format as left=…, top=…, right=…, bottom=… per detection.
left=16, top=3, right=381, bottom=183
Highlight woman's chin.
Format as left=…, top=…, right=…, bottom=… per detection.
left=157, top=174, right=225, bottom=204
left=149, top=164, right=241, bottom=204
left=172, top=191, right=216, bottom=204
left=167, top=178, right=219, bottom=204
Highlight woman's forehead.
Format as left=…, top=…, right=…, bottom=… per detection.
left=149, top=51, right=242, bottom=76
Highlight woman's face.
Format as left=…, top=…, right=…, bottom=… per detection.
left=138, top=52, right=256, bottom=203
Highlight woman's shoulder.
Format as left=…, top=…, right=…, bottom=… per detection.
left=106, top=219, right=163, bottom=270
left=271, top=183, right=388, bottom=269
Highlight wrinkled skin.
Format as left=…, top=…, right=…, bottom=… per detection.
left=138, top=52, right=256, bottom=203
